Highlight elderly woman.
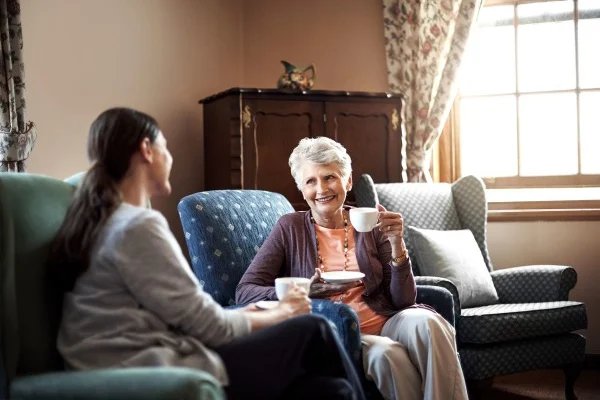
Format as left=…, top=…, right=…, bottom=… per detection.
left=236, top=136, right=468, bottom=400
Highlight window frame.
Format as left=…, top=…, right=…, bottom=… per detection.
left=437, top=0, right=600, bottom=221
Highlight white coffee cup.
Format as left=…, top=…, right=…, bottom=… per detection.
left=275, top=277, right=311, bottom=300
left=349, top=207, right=379, bottom=232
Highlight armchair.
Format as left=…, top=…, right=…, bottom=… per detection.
left=354, top=174, right=588, bottom=399
left=177, top=189, right=456, bottom=397
left=0, top=173, right=224, bottom=400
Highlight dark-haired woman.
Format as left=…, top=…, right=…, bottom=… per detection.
left=50, top=107, right=365, bottom=400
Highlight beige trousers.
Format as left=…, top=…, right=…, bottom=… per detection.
left=361, top=308, right=468, bottom=400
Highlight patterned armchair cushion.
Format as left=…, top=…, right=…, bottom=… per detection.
left=460, top=333, right=586, bottom=380
left=490, top=265, right=577, bottom=303
left=460, top=301, right=587, bottom=344
left=408, top=227, right=498, bottom=307
left=178, top=190, right=294, bottom=306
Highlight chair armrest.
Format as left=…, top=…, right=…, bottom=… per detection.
left=490, top=265, right=577, bottom=303
left=312, top=299, right=362, bottom=365
left=415, top=276, right=461, bottom=319
left=10, top=367, right=224, bottom=400
left=416, top=285, right=455, bottom=327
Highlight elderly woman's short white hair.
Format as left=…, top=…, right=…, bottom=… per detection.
left=288, top=137, right=352, bottom=189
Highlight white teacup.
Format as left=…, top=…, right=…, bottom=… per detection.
left=275, top=277, right=311, bottom=300
left=349, top=207, right=379, bottom=232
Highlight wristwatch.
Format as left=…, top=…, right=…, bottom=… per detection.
left=391, top=256, right=404, bottom=265
left=391, top=251, right=408, bottom=265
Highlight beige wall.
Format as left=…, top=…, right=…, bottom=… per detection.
left=242, top=0, right=389, bottom=91
left=21, top=0, right=599, bottom=353
left=22, top=0, right=243, bottom=244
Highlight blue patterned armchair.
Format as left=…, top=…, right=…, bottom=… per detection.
left=177, top=189, right=457, bottom=397
left=354, top=174, right=588, bottom=400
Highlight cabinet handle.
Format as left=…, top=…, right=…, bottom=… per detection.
left=392, top=108, right=399, bottom=131
left=242, top=105, right=252, bottom=129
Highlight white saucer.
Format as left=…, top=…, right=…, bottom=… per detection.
left=255, top=300, right=279, bottom=310
left=320, top=271, right=365, bottom=284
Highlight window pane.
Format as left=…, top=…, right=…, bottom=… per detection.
left=460, top=96, right=517, bottom=177
left=580, top=91, right=600, bottom=174
left=578, top=1, right=600, bottom=89
left=517, top=2, right=575, bottom=92
left=519, top=93, right=577, bottom=176
left=460, top=6, right=515, bottom=95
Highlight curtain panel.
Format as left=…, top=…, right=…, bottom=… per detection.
left=383, top=0, right=481, bottom=182
left=0, top=0, right=35, bottom=172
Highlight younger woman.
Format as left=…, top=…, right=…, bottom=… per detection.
left=50, top=108, right=365, bottom=400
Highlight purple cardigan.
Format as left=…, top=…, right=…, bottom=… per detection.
left=236, top=210, right=417, bottom=316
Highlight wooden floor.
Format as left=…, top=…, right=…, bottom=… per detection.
left=471, top=369, right=600, bottom=400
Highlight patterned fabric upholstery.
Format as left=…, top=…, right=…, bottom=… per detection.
left=451, top=175, right=492, bottom=270
left=353, top=174, right=588, bottom=383
left=460, top=301, right=587, bottom=344
left=460, top=333, right=586, bottom=380
left=352, top=174, right=379, bottom=208
left=177, top=190, right=366, bottom=366
left=491, top=265, right=577, bottom=302
left=178, top=190, right=293, bottom=306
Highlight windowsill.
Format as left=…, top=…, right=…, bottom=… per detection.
left=487, top=187, right=600, bottom=222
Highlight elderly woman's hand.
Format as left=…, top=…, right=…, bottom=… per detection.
left=308, top=267, right=361, bottom=297
left=376, top=203, right=408, bottom=263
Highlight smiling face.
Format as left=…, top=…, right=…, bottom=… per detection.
left=300, top=162, right=352, bottom=226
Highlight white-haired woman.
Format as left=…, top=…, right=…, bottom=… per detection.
left=237, top=136, right=468, bottom=400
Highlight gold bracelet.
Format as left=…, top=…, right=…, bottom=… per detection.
left=391, top=249, right=408, bottom=265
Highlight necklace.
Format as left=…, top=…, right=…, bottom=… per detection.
left=310, top=210, right=349, bottom=271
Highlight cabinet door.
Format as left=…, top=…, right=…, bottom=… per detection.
left=324, top=101, right=406, bottom=185
left=242, top=99, right=324, bottom=209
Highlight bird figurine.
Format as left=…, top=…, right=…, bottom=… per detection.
left=277, top=60, right=316, bottom=92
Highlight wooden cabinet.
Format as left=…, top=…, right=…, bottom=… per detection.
left=200, top=88, right=407, bottom=210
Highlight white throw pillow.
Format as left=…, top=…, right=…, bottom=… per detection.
left=408, top=227, right=499, bottom=308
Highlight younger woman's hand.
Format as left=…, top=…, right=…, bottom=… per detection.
left=278, top=284, right=311, bottom=317
left=243, top=283, right=311, bottom=331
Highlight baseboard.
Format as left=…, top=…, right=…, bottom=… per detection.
left=584, top=354, right=600, bottom=369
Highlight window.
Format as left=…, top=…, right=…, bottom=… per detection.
left=453, top=0, right=600, bottom=190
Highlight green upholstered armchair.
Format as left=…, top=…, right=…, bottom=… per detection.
left=0, top=173, right=223, bottom=400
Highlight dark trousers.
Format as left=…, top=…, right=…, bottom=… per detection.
left=215, top=314, right=366, bottom=400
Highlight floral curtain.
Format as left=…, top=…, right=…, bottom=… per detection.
left=383, top=0, right=481, bottom=182
left=0, top=0, right=35, bottom=172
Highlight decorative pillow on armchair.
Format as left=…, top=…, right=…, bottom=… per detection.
left=407, top=227, right=499, bottom=308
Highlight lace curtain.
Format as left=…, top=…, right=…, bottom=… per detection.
left=382, top=0, right=481, bottom=182
left=0, top=0, right=35, bottom=172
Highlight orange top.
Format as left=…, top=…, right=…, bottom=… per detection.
left=314, top=224, right=388, bottom=335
